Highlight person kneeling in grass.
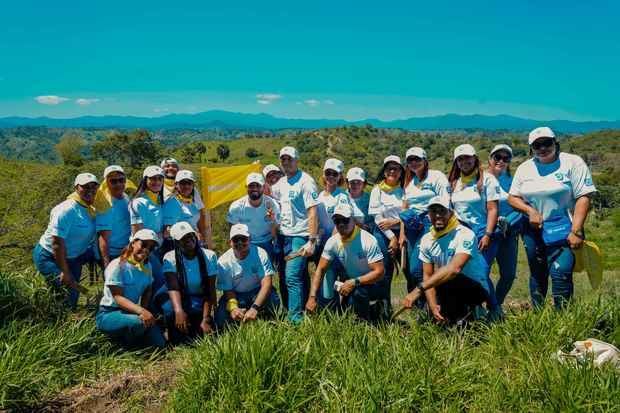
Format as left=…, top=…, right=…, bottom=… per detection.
left=402, top=196, right=491, bottom=325
left=96, top=229, right=166, bottom=349
left=306, top=203, right=387, bottom=322
left=214, top=224, right=280, bottom=330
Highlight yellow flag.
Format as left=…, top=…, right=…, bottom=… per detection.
left=201, top=162, right=262, bottom=209
left=573, top=240, right=603, bottom=290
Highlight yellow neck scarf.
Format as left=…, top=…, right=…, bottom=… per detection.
left=164, top=178, right=175, bottom=192
left=378, top=180, right=399, bottom=193
left=93, top=178, right=138, bottom=214
left=145, top=189, right=160, bottom=205
left=67, top=192, right=96, bottom=218
left=430, top=214, right=459, bottom=240
left=176, top=192, right=193, bottom=204
left=338, top=226, right=360, bottom=251
left=460, top=171, right=476, bottom=185
left=127, top=256, right=152, bottom=275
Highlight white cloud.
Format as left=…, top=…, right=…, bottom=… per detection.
left=304, top=99, right=320, bottom=107
left=153, top=108, right=169, bottom=113
left=323, top=99, right=335, bottom=105
left=75, top=98, right=100, bottom=106
left=35, top=95, right=69, bottom=105
left=256, top=93, right=282, bottom=104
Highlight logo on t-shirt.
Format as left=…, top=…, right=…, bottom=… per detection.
left=555, top=173, right=564, bottom=181
left=585, top=177, right=593, bottom=186
left=311, top=192, right=318, bottom=200
left=462, top=240, right=472, bottom=249
left=288, top=190, right=296, bottom=199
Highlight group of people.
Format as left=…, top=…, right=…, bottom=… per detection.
left=33, top=126, right=597, bottom=349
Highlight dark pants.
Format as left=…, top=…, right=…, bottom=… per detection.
left=341, top=282, right=389, bottom=322
left=161, top=296, right=211, bottom=345
left=435, top=275, right=488, bottom=325
left=214, top=288, right=280, bottom=331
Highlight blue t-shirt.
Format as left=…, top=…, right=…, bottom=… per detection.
left=163, top=196, right=202, bottom=230
left=496, top=172, right=515, bottom=218
left=321, top=229, right=383, bottom=279
left=217, top=245, right=274, bottom=293
left=162, top=248, right=218, bottom=295
left=129, top=195, right=163, bottom=235
left=96, top=195, right=131, bottom=257
left=99, top=258, right=153, bottom=307
left=39, top=199, right=96, bottom=258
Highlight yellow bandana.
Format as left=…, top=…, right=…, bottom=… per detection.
left=145, top=189, right=160, bottom=205
left=176, top=192, right=193, bottom=204
left=164, top=178, right=175, bottom=194
left=430, top=214, right=459, bottom=240
left=67, top=192, right=96, bottom=218
left=93, top=178, right=138, bottom=214
left=378, top=180, right=399, bottom=193
left=127, top=256, right=152, bottom=275
left=338, top=226, right=360, bottom=251
left=460, top=171, right=476, bottom=185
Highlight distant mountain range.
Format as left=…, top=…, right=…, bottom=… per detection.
left=1, top=110, right=618, bottom=133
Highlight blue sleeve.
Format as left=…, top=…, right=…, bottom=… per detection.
left=216, top=262, right=233, bottom=291
left=129, top=199, right=144, bottom=225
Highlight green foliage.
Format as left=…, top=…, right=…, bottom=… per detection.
left=54, top=131, right=86, bottom=166
left=216, top=144, right=230, bottom=161
left=245, top=147, right=261, bottom=158
left=91, top=129, right=163, bottom=168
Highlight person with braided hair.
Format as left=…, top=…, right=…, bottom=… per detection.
left=160, top=221, right=218, bottom=344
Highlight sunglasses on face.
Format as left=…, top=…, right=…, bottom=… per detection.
left=232, top=236, right=249, bottom=244
left=80, top=183, right=99, bottom=191
left=532, top=138, right=555, bottom=150
left=324, top=170, right=339, bottom=178
left=492, top=153, right=512, bottom=163
left=148, top=176, right=164, bottom=181
left=385, top=166, right=401, bottom=172
left=407, top=156, right=423, bottom=163
left=108, top=177, right=126, bottom=185
left=333, top=216, right=351, bottom=225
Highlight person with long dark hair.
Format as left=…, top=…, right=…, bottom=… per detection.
left=508, top=127, right=596, bottom=308
left=368, top=155, right=405, bottom=305
left=160, top=222, right=218, bottom=344
left=163, top=170, right=209, bottom=244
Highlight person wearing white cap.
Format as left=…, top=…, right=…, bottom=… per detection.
left=161, top=157, right=180, bottom=201
left=271, top=146, right=320, bottom=323
left=399, top=147, right=450, bottom=295
left=227, top=172, right=281, bottom=261
left=448, top=143, right=501, bottom=315
left=163, top=169, right=209, bottom=245
left=313, top=158, right=365, bottom=309
left=508, top=127, right=597, bottom=309
left=402, top=197, right=491, bottom=325
left=346, top=167, right=373, bottom=230
left=368, top=155, right=405, bottom=304
left=306, top=203, right=387, bottom=322
left=96, top=165, right=131, bottom=268
left=262, top=164, right=284, bottom=199
left=159, top=222, right=218, bottom=344
left=214, top=224, right=280, bottom=330
left=129, top=166, right=167, bottom=295
left=33, top=172, right=99, bottom=309
left=486, top=144, right=521, bottom=305
left=96, top=229, right=166, bottom=349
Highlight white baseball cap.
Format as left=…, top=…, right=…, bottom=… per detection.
left=160, top=157, right=179, bottom=168
left=405, top=147, right=427, bottom=160
left=170, top=221, right=196, bottom=241
left=428, top=196, right=451, bottom=211
left=103, top=165, right=125, bottom=178
left=383, top=155, right=402, bottom=165
left=490, top=144, right=513, bottom=157
left=74, top=173, right=99, bottom=187
left=323, top=158, right=344, bottom=173
left=246, top=172, right=265, bottom=186
left=454, top=144, right=477, bottom=159
left=130, top=228, right=161, bottom=246
left=332, top=203, right=353, bottom=218
left=263, top=164, right=282, bottom=177
left=528, top=127, right=556, bottom=145
left=279, top=146, right=299, bottom=159
left=229, top=223, right=250, bottom=239
left=175, top=169, right=196, bottom=183
left=143, top=165, right=165, bottom=178
left=346, top=167, right=366, bottom=182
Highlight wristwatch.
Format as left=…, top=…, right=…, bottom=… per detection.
left=484, top=231, right=493, bottom=237
left=572, top=228, right=585, bottom=239
left=251, top=303, right=262, bottom=312
left=354, top=277, right=361, bottom=287
left=416, top=282, right=426, bottom=294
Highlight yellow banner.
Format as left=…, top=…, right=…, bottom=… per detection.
left=201, top=162, right=262, bottom=209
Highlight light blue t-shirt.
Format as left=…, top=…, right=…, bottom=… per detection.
left=162, top=248, right=218, bottom=295
left=404, top=170, right=450, bottom=215
left=321, top=228, right=384, bottom=279
left=99, top=258, right=153, bottom=307
left=316, top=188, right=364, bottom=238
left=272, top=170, right=320, bottom=237
left=451, top=173, right=500, bottom=237
left=349, top=191, right=373, bottom=227
left=496, top=172, right=515, bottom=218
left=129, top=195, right=163, bottom=236
left=418, top=225, right=490, bottom=295
left=39, top=199, right=96, bottom=258
left=226, top=195, right=281, bottom=244
left=163, top=196, right=202, bottom=230
left=510, top=153, right=597, bottom=222
left=368, top=185, right=404, bottom=239
left=217, top=245, right=274, bottom=293
left=96, top=195, right=131, bottom=257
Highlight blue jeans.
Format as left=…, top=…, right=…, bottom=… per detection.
left=405, top=217, right=432, bottom=292
left=96, top=307, right=166, bottom=349
left=312, top=235, right=345, bottom=311
left=493, top=232, right=519, bottom=305
left=282, top=235, right=311, bottom=322
left=32, top=244, right=94, bottom=309
left=472, top=233, right=500, bottom=312
left=372, top=227, right=399, bottom=306
left=214, top=288, right=280, bottom=330
left=522, top=225, right=575, bottom=309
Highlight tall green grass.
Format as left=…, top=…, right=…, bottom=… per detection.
left=168, top=298, right=619, bottom=412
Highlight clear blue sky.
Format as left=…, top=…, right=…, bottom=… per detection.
left=1, top=1, right=618, bottom=120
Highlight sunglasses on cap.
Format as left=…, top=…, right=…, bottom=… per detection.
left=531, top=137, right=555, bottom=150
left=108, top=177, right=126, bottom=185
left=492, top=153, right=512, bottom=163
left=332, top=216, right=351, bottom=225
left=406, top=156, right=423, bottom=163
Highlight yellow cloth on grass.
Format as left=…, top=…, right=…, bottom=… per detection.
left=574, top=240, right=603, bottom=290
